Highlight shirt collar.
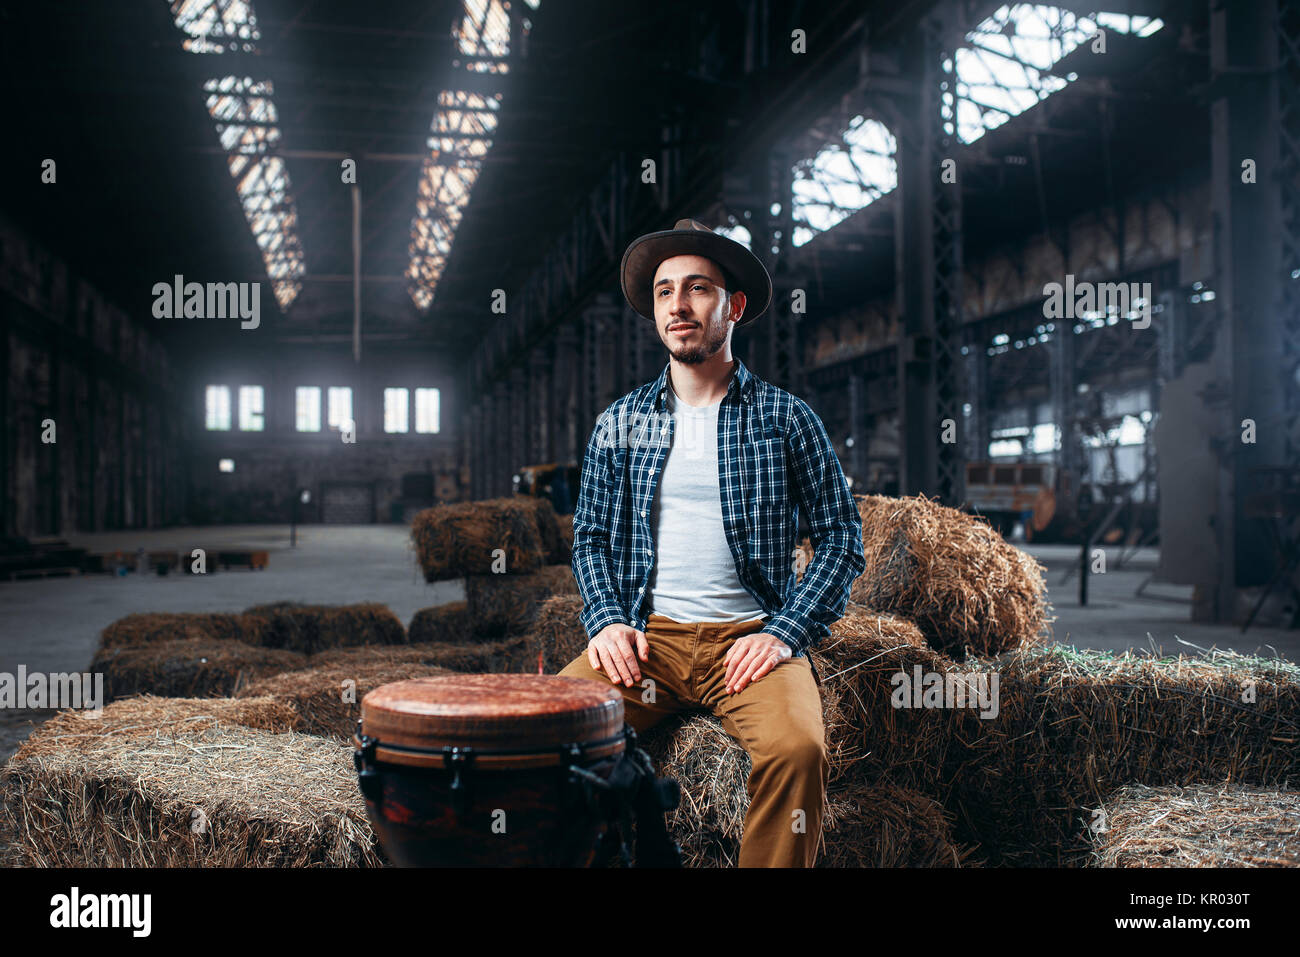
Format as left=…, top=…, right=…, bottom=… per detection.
left=652, top=357, right=755, bottom=412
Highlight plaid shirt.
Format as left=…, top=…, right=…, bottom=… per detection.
left=571, top=356, right=865, bottom=658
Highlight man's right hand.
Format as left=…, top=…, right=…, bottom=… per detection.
left=587, top=623, right=649, bottom=687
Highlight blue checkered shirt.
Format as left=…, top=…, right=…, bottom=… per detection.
left=571, top=356, right=865, bottom=657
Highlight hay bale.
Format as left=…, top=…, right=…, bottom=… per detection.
left=850, top=494, right=1052, bottom=657
left=464, top=564, right=578, bottom=636
left=0, top=698, right=380, bottom=867
left=558, top=513, right=574, bottom=551
left=950, top=645, right=1300, bottom=866
left=818, top=782, right=979, bottom=868
left=407, top=601, right=474, bottom=644
left=242, top=602, right=406, bottom=653
left=811, top=608, right=969, bottom=793
left=411, top=498, right=545, bottom=581
left=239, top=661, right=454, bottom=740
left=99, top=612, right=267, bottom=650
left=531, top=594, right=588, bottom=674
left=1087, top=781, right=1300, bottom=868
left=306, top=637, right=534, bottom=675
left=639, top=711, right=975, bottom=867
left=518, top=495, right=570, bottom=564
left=91, top=639, right=306, bottom=701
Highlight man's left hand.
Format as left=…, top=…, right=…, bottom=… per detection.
left=723, top=632, right=793, bottom=694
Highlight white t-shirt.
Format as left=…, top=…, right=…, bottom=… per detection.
left=646, top=379, right=766, bottom=623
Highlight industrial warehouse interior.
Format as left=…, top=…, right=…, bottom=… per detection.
left=0, top=0, right=1297, bottom=915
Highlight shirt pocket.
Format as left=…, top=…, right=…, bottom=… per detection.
left=746, top=437, right=788, bottom=519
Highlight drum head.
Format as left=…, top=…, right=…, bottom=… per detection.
left=361, top=674, right=625, bottom=755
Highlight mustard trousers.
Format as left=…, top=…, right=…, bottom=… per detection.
left=557, top=613, right=828, bottom=867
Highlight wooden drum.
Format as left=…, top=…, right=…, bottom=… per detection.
left=353, top=673, right=635, bottom=867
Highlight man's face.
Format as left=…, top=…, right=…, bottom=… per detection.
left=651, top=254, right=745, bottom=364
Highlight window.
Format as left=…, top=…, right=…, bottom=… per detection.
left=328, top=387, right=353, bottom=431
left=295, top=386, right=321, bottom=432
left=238, top=385, right=264, bottom=431
left=415, top=388, right=440, bottom=433
left=205, top=385, right=231, bottom=430
left=384, top=388, right=410, bottom=433
left=218, top=458, right=235, bottom=473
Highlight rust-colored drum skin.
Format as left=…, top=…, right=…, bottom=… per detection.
left=353, top=674, right=627, bottom=867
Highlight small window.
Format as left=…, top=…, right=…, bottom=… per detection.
left=328, top=387, right=353, bottom=430
left=205, top=385, right=231, bottom=430
left=384, top=388, right=409, bottom=433
left=415, top=388, right=440, bottom=434
left=238, top=385, right=264, bottom=431
left=218, top=458, right=235, bottom=473
left=296, top=386, right=321, bottom=432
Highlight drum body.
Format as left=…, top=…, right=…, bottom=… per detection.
left=354, top=673, right=626, bottom=867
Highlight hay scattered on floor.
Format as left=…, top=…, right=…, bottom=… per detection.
left=100, top=612, right=267, bottom=650
left=243, top=602, right=406, bottom=653
left=528, top=594, right=588, bottom=674
left=239, top=661, right=453, bottom=740
left=407, top=601, right=475, bottom=644
left=91, top=639, right=306, bottom=702
left=851, top=494, right=1053, bottom=657
left=411, top=498, right=545, bottom=581
left=1087, top=781, right=1300, bottom=868
left=950, top=644, right=1300, bottom=866
left=0, top=696, right=380, bottom=867
left=465, top=565, right=578, bottom=636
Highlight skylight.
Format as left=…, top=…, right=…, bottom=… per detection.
left=948, top=6, right=1164, bottom=144
left=408, top=0, right=534, bottom=310
left=789, top=7, right=1162, bottom=247
left=170, top=1, right=306, bottom=310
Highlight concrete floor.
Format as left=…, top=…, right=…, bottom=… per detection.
left=1, top=529, right=1298, bottom=761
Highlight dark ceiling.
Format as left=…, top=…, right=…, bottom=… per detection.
left=0, top=0, right=1211, bottom=368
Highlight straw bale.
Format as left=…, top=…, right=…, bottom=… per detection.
left=949, top=645, right=1300, bottom=865
left=99, top=612, right=267, bottom=650
left=639, top=711, right=975, bottom=867
left=407, top=601, right=474, bottom=644
left=91, top=639, right=305, bottom=702
left=411, top=498, right=545, bottom=581
left=465, top=565, right=579, bottom=636
left=239, top=661, right=454, bottom=740
left=305, top=637, right=534, bottom=675
left=518, top=496, right=570, bottom=564
left=242, top=602, right=406, bottom=653
left=794, top=536, right=813, bottom=584
left=1087, top=781, right=1300, bottom=868
left=0, top=702, right=380, bottom=867
left=558, top=513, right=574, bottom=551
left=531, top=595, right=588, bottom=674
left=850, top=494, right=1053, bottom=657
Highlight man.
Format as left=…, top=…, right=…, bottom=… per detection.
left=558, top=219, right=865, bottom=867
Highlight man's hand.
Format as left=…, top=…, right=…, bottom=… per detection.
left=723, top=632, right=792, bottom=694
left=587, top=623, right=649, bottom=687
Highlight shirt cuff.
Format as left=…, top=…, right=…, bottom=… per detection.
left=581, top=603, right=628, bottom=643
left=762, top=615, right=809, bottom=656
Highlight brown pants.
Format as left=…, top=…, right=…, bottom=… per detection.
left=557, top=612, right=828, bottom=867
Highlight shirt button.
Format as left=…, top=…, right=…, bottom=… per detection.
left=645, top=548, right=652, bottom=556
left=640, top=509, right=646, bottom=517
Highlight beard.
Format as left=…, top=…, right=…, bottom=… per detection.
left=665, top=319, right=728, bottom=364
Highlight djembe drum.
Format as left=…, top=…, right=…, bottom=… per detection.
left=353, top=674, right=680, bottom=867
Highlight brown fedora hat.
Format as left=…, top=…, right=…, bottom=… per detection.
left=620, top=218, right=772, bottom=325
